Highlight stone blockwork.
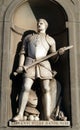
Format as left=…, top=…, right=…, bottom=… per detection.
left=0, top=0, right=80, bottom=130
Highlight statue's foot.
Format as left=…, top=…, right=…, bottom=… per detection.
left=45, top=116, right=54, bottom=121
left=13, top=114, right=23, bottom=121
left=48, top=118, right=54, bottom=121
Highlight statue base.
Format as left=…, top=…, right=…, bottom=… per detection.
left=9, top=120, right=70, bottom=126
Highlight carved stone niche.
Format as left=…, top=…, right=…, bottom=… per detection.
left=1, top=0, right=71, bottom=127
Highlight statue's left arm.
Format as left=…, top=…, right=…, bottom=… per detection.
left=46, top=35, right=59, bottom=62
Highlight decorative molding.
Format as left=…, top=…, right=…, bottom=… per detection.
left=10, top=24, right=25, bottom=35
left=4, top=0, right=28, bottom=21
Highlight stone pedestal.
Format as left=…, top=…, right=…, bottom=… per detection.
left=9, top=121, right=70, bottom=127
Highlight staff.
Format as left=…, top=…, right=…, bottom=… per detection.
left=14, top=45, right=73, bottom=76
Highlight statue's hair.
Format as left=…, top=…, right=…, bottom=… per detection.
left=38, top=18, right=48, bottom=30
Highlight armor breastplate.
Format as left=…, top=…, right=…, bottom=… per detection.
left=27, top=34, right=49, bottom=59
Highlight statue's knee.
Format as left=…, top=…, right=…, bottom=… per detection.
left=22, top=85, right=31, bottom=93
left=42, top=86, right=50, bottom=94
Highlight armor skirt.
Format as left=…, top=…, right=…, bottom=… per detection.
left=23, top=57, right=53, bottom=79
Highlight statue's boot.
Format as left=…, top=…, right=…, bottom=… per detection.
left=48, top=118, right=54, bottom=121
left=13, top=114, right=23, bottom=121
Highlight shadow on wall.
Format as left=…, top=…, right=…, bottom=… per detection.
left=10, top=30, right=37, bottom=117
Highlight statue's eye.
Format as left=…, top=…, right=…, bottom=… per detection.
left=40, top=23, right=43, bottom=25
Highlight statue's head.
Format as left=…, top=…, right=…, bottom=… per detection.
left=37, top=18, right=48, bottom=32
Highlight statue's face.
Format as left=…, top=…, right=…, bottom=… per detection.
left=37, top=20, right=46, bottom=32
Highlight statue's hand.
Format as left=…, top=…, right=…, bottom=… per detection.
left=23, top=66, right=28, bottom=72
left=16, top=66, right=24, bottom=73
left=58, top=47, right=66, bottom=55
left=13, top=66, right=24, bottom=76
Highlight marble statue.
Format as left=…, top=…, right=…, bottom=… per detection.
left=12, top=18, right=70, bottom=121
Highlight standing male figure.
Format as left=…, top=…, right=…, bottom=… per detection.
left=13, top=18, right=60, bottom=121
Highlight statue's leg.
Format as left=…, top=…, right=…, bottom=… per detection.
left=41, top=79, right=51, bottom=120
left=13, top=77, right=34, bottom=121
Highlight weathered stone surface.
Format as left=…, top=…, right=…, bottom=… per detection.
left=9, top=120, right=70, bottom=127
left=0, top=0, right=80, bottom=129
left=25, top=107, right=40, bottom=115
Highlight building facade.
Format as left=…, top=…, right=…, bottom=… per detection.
left=0, top=0, right=80, bottom=130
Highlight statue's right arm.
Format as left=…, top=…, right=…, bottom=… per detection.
left=19, top=38, right=26, bottom=66
left=19, top=54, right=25, bottom=67
left=15, top=54, right=25, bottom=74
left=16, top=38, right=27, bottom=73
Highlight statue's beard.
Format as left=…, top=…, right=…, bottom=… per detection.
left=37, top=28, right=42, bottom=32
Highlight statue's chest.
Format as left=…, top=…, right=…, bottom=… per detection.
left=28, top=34, right=49, bottom=51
